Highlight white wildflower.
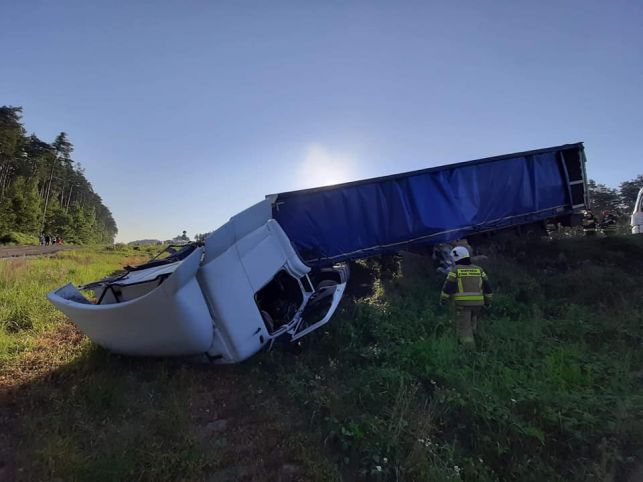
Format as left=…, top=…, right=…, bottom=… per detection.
left=375, top=465, right=382, bottom=472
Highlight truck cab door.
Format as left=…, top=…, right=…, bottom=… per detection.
left=291, top=264, right=349, bottom=341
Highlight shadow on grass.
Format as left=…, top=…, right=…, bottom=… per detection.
left=1, top=332, right=336, bottom=482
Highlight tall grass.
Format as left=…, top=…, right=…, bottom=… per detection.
left=1, top=245, right=337, bottom=481
left=262, top=236, right=643, bottom=481
left=0, top=247, right=150, bottom=365
left=3, top=237, right=642, bottom=480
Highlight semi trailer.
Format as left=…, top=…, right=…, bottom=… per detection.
left=272, top=142, right=589, bottom=265
left=48, top=142, right=589, bottom=361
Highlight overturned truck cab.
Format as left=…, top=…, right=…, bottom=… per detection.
left=48, top=199, right=348, bottom=363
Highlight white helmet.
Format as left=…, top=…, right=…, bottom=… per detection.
left=451, top=246, right=470, bottom=261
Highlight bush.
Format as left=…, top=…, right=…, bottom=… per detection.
left=0, top=231, right=40, bottom=245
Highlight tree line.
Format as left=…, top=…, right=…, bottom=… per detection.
left=0, top=106, right=117, bottom=244
left=587, top=177, right=642, bottom=217
left=0, top=104, right=639, bottom=245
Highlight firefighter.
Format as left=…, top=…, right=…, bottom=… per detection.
left=581, top=210, right=598, bottom=236
left=545, top=219, right=558, bottom=239
left=439, top=246, right=493, bottom=349
left=600, top=210, right=618, bottom=236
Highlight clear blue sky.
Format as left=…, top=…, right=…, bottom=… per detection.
left=1, top=1, right=641, bottom=242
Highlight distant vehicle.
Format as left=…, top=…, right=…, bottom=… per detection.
left=48, top=142, right=588, bottom=361
left=632, top=187, right=643, bottom=234
left=48, top=200, right=348, bottom=363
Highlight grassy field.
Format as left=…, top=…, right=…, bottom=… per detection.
left=0, top=247, right=149, bottom=365
left=0, top=246, right=335, bottom=481
left=264, top=236, right=643, bottom=481
left=1, top=237, right=642, bottom=481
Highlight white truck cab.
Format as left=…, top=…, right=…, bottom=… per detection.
left=48, top=199, right=348, bottom=363
left=632, top=187, right=643, bottom=234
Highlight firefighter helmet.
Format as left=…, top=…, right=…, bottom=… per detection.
left=451, top=246, right=470, bottom=261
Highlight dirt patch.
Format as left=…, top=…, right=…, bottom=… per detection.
left=0, top=323, right=84, bottom=392
left=188, top=366, right=328, bottom=481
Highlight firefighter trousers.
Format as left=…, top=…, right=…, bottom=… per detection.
left=454, top=306, right=482, bottom=347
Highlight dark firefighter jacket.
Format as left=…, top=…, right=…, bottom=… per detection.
left=582, top=215, right=597, bottom=233
left=440, top=263, right=493, bottom=307
left=601, top=215, right=618, bottom=233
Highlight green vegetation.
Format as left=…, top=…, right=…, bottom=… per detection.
left=0, top=106, right=117, bottom=244
left=263, top=236, right=643, bottom=480
left=0, top=231, right=39, bottom=246
left=586, top=176, right=643, bottom=233
left=0, top=247, right=152, bottom=363
left=1, top=237, right=642, bottom=481
left=0, top=247, right=334, bottom=481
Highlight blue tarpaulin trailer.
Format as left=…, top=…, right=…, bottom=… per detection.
left=272, top=143, right=588, bottom=266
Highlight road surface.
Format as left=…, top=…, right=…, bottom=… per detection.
left=0, top=245, right=76, bottom=259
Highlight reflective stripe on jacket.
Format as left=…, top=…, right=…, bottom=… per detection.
left=582, top=216, right=597, bottom=232
left=440, top=264, right=493, bottom=307
left=601, top=217, right=618, bottom=233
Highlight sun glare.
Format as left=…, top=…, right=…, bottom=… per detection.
left=296, top=144, right=358, bottom=189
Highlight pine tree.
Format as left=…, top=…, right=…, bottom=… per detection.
left=0, top=177, right=42, bottom=235
left=587, top=180, right=621, bottom=214
left=0, top=106, right=25, bottom=199
left=0, top=107, right=118, bottom=244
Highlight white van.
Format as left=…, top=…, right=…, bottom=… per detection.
left=632, top=187, right=643, bottom=234
left=48, top=199, right=348, bottom=363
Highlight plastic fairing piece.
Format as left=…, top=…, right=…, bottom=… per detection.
left=47, top=248, right=214, bottom=356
